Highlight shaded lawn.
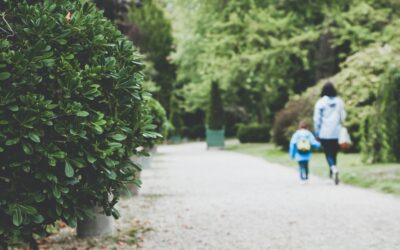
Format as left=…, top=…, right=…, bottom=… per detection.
left=226, top=142, right=400, bottom=196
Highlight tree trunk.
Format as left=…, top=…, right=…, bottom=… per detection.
left=315, top=31, right=336, bottom=81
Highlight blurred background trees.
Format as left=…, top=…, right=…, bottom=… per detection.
left=92, top=0, right=400, bottom=156
left=163, top=0, right=400, bottom=162
left=127, top=0, right=176, bottom=110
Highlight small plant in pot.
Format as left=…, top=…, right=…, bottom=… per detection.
left=0, top=0, right=158, bottom=247
left=206, top=81, right=225, bottom=148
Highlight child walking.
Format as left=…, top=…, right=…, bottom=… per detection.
left=289, top=120, right=321, bottom=183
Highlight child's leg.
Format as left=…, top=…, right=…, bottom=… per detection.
left=321, top=139, right=339, bottom=174
left=304, top=161, right=309, bottom=180
left=298, top=161, right=307, bottom=180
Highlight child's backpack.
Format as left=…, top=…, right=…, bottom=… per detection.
left=297, top=137, right=311, bottom=154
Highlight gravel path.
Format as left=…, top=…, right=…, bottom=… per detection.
left=126, top=142, right=400, bottom=250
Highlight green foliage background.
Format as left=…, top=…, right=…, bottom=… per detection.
left=128, top=0, right=176, bottom=111
left=159, top=0, right=400, bottom=159
left=362, top=68, right=400, bottom=163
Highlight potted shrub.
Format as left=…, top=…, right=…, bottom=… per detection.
left=206, top=82, right=225, bottom=148
left=0, top=1, right=157, bottom=247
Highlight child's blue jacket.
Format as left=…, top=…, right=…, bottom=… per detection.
left=289, top=129, right=321, bottom=161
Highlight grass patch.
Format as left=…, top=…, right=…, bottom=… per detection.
left=226, top=142, right=400, bottom=196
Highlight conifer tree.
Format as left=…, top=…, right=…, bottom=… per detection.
left=207, top=82, right=224, bottom=130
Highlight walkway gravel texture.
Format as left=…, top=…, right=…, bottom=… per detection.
left=131, top=142, right=400, bottom=250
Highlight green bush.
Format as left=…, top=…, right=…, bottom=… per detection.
left=272, top=98, right=313, bottom=149
left=145, top=97, right=168, bottom=145
left=361, top=68, right=400, bottom=163
left=237, top=124, right=271, bottom=143
left=0, top=1, right=156, bottom=247
left=207, top=81, right=224, bottom=130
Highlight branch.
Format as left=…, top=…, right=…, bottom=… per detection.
left=0, top=12, right=15, bottom=38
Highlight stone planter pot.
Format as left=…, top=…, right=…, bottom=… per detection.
left=126, top=149, right=153, bottom=196
left=140, top=155, right=151, bottom=169
left=77, top=206, right=113, bottom=238
left=131, top=155, right=151, bottom=169
left=150, top=145, right=157, bottom=154
left=206, top=129, right=225, bottom=149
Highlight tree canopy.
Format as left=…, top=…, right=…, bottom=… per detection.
left=166, top=0, right=400, bottom=144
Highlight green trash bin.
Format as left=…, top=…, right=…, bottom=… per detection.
left=206, top=129, right=225, bottom=148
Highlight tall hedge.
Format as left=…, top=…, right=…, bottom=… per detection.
left=361, top=68, right=400, bottom=163
left=207, top=82, right=224, bottom=130
left=0, top=0, right=155, bottom=247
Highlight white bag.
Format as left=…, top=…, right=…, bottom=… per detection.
left=339, top=127, right=352, bottom=150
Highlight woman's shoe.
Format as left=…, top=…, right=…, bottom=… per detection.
left=332, top=166, right=339, bottom=185
left=300, top=179, right=307, bottom=185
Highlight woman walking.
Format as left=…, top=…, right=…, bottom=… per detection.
left=313, top=82, right=346, bottom=185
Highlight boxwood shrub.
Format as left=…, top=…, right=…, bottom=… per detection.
left=237, top=124, right=271, bottom=143
left=0, top=0, right=156, bottom=247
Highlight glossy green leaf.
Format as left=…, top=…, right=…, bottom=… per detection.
left=33, top=214, right=44, bottom=224
left=111, top=134, right=127, bottom=141
left=65, top=161, right=74, bottom=177
left=22, top=143, right=33, bottom=155
left=12, top=208, right=23, bottom=226
left=0, top=72, right=11, bottom=80
left=76, top=111, right=89, bottom=117
left=8, top=105, right=19, bottom=112
left=28, top=132, right=41, bottom=143
left=6, top=138, right=20, bottom=146
left=53, top=186, right=61, bottom=199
